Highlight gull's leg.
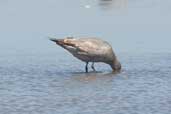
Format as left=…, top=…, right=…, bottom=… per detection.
left=91, top=62, right=96, bottom=71
left=85, top=62, right=89, bottom=73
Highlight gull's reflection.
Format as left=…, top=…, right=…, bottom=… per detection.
left=99, top=0, right=127, bottom=10
left=70, top=71, right=120, bottom=82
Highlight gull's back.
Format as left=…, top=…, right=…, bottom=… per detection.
left=58, top=37, right=116, bottom=62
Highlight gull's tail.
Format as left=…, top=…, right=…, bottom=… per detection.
left=49, top=36, right=76, bottom=48
left=48, top=37, right=58, bottom=42
left=48, top=37, right=64, bottom=45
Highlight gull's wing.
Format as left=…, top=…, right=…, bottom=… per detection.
left=50, top=37, right=115, bottom=62
left=49, top=38, right=76, bottom=55
left=50, top=37, right=112, bottom=56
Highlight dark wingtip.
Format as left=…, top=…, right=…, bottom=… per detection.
left=48, top=37, right=58, bottom=42
left=48, top=37, right=65, bottom=46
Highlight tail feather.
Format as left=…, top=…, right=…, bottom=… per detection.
left=49, top=37, right=64, bottom=45
left=49, top=38, right=58, bottom=42
left=49, top=37, right=75, bottom=47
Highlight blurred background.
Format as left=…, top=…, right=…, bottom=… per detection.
left=0, top=0, right=171, bottom=55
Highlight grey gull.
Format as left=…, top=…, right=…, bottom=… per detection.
left=50, top=37, right=121, bottom=73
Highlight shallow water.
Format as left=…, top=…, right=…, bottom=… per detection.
left=0, top=53, right=171, bottom=114
left=0, top=0, right=171, bottom=114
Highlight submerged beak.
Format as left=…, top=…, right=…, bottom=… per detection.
left=110, top=60, right=121, bottom=72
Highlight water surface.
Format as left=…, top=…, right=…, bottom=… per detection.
left=0, top=53, right=171, bottom=114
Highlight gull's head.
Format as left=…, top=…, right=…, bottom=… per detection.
left=109, top=59, right=121, bottom=72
